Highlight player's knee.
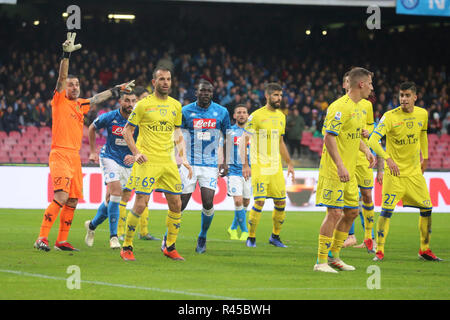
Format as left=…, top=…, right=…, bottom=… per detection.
left=274, top=200, right=286, bottom=208
left=234, top=197, right=243, bottom=207
left=121, top=190, right=132, bottom=203
left=168, top=197, right=182, bottom=213
left=327, top=208, right=343, bottom=221
left=66, top=198, right=78, bottom=208
left=361, top=192, right=372, bottom=204
left=243, top=198, right=250, bottom=208
left=344, top=208, right=359, bottom=220
left=54, top=191, right=69, bottom=206
left=203, top=200, right=214, bottom=211
left=255, top=200, right=265, bottom=208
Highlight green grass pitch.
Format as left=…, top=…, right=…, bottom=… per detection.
left=0, top=208, right=449, bottom=300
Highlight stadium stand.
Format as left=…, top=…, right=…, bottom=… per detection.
left=0, top=8, right=449, bottom=168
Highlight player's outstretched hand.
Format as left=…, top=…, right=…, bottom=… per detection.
left=134, top=153, right=148, bottom=165
left=116, top=80, right=135, bottom=94
left=88, top=152, right=98, bottom=163
left=124, top=154, right=135, bottom=166
left=182, top=161, right=193, bottom=179
left=386, top=158, right=400, bottom=176
left=62, top=32, right=82, bottom=53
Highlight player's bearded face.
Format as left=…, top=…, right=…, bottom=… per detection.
left=66, top=79, right=80, bottom=100
left=268, top=91, right=282, bottom=109
left=153, top=71, right=171, bottom=95
left=120, top=95, right=137, bottom=115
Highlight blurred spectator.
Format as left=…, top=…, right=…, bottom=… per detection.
left=286, top=107, right=305, bottom=159
left=31, top=101, right=51, bottom=127
left=1, top=105, right=20, bottom=133
left=442, top=112, right=450, bottom=135
left=16, top=101, right=34, bottom=126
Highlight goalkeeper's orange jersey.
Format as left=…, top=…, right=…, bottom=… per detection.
left=50, top=89, right=90, bottom=152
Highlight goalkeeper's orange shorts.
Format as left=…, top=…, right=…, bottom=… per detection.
left=48, top=148, right=83, bottom=199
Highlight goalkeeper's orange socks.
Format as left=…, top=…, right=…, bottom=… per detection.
left=376, top=209, right=392, bottom=254
left=38, top=200, right=63, bottom=239
left=56, top=205, right=75, bottom=243
left=419, top=210, right=432, bottom=252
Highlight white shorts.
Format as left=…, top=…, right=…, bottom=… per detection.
left=227, top=175, right=252, bottom=199
left=179, top=165, right=218, bottom=194
left=99, top=157, right=132, bottom=188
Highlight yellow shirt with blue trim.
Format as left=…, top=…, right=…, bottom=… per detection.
left=370, top=106, right=428, bottom=177
left=357, top=99, right=374, bottom=166
left=244, top=106, right=286, bottom=170
left=127, top=94, right=182, bottom=164
left=320, top=94, right=365, bottom=179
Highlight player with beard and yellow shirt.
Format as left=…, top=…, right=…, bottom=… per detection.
left=314, top=68, right=376, bottom=273
left=241, top=83, right=295, bottom=249
left=368, top=81, right=442, bottom=262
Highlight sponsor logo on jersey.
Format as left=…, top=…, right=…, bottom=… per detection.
left=112, top=125, right=124, bottom=136
left=193, top=118, right=217, bottom=129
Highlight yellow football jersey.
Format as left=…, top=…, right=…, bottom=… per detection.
left=127, top=94, right=182, bottom=164
left=244, top=106, right=285, bottom=171
left=371, top=106, right=428, bottom=177
left=356, top=99, right=374, bottom=166
left=320, top=94, right=365, bottom=179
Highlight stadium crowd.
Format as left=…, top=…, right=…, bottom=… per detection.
left=0, top=14, right=449, bottom=161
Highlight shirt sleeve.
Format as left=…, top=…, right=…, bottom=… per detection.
left=372, top=113, right=390, bottom=138
left=324, top=103, right=346, bottom=136
left=420, top=110, right=429, bottom=159
left=93, top=113, right=108, bottom=130
left=127, top=101, right=143, bottom=127
left=366, top=101, right=375, bottom=134
left=51, top=90, right=67, bottom=108
left=175, top=102, right=182, bottom=127
left=221, top=109, right=231, bottom=136
left=368, top=113, right=390, bottom=160
left=180, top=107, right=187, bottom=129
left=77, top=98, right=91, bottom=115
left=280, top=113, right=286, bottom=136
left=244, top=112, right=257, bottom=134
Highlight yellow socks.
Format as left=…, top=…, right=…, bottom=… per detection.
left=166, top=210, right=182, bottom=247
left=317, top=234, right=333, bottom=264
left=376, top=210, right=392, bottom=254
left=248, top=203, right=263, bottom=238
left=329, top=229, right=348, bottom=259
left=118, top=201, right=127, bottom=236
left=419, top=210, right=432, bottom=252
left=123, top=210, right=140, bottom=248
left=139, top=207, right=149, bottom=236
left=272, top=205, right=286, bottom=236
left=362, top=202, right=375, bottom=240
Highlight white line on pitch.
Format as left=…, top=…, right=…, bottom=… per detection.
left=0, top=269, right=243, bottom=300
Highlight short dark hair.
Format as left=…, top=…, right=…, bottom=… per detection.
left=265, top=82, right=282, bottom=95
left=198, top=79, right=213, bottom=87
left=67, top=74, right=78, bottom=80
left=347, top=67, right=373, bottom=88
left=399, top=81, right=417, bottom=94
left=134, top=86, right=149, bottom=97
left=119, top=91, right=136, bottom=99
left=233, top=104, right=247, bottom=113
left=152, top=66, right=171, bottom=79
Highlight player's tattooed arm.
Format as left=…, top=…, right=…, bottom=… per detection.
left=55, top=58, right=69, bottom=93
left=376, top=155, right=384, bottom=185
left=88, top=80, right=135, bottom=109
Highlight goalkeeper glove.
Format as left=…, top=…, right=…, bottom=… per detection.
left=62, top=32, right=82, bottom=59
left=110, top=80, right=136, bottom=98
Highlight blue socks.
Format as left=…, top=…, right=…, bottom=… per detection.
left=199, top=207, right=214, bottom=239
left=91, top=201, right=108, bottom=229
